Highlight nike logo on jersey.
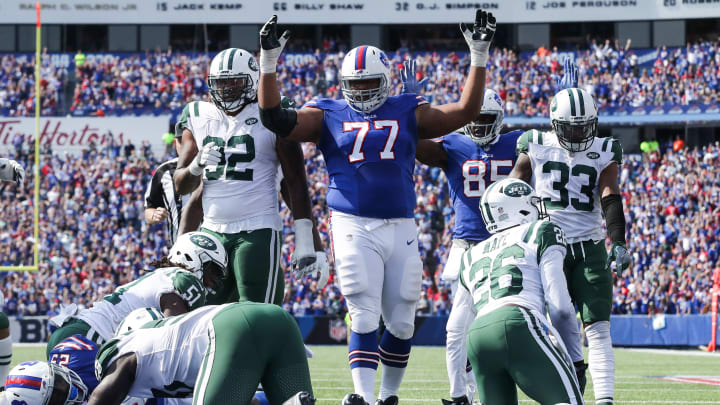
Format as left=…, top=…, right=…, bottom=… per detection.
left=406, top=239, right=414, bottom=245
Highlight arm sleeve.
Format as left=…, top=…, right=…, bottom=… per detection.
left=539, top=247, right=584, bottom=363
left=144, top=169, right=164, bottom=209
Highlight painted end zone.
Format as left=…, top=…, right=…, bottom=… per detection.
left=653, top=376, right=720, bottom=386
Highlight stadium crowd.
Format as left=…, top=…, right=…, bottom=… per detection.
left=2, top=38, right=720, bottom=117
left=1, top=133, right=719, bottom=319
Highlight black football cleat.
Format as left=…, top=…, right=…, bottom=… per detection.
left=282, top=391, right=316, bottom=405
left=342, top=393, right=370, bottom=405
left=441, top=396, right=470, bottom=405
left=376, top=396, right=399, bottom=405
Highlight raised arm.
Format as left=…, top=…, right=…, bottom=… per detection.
left=415, top=10, right=495, bottom=139
left=416, top=140, right=448, bottom=170
left=257, top=15, right=323, bottom=143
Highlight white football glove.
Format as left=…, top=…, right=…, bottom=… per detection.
left=259, top=15, right=291, bottom=74
left=188, top=142, right=222, bottom=176
left=307, top=251, right=329, bottom=289
left=292, top=218, right=317, bottom=272
left=460, top=9, right=496, bottom=67
left=0, top=158, right=25, bottom=187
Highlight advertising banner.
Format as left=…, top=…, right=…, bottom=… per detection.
left=0, top=116, right=170, bottom=156
left=0, top=0, right=717, bottom=24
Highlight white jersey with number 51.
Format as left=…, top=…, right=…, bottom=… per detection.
left=517, top=130, right=622, bottom=243
left=76, top=267, right=205, bottom=343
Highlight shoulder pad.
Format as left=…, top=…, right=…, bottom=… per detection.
left=601, top=137, right=623, bottom=165
left=302, top=98, right=347, bottom=111
left=52, top=335, right=98, bottom=352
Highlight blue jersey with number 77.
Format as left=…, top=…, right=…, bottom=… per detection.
left=303, top=94, right=429, bottom=219
left=441, top=130, right=522, bottom=242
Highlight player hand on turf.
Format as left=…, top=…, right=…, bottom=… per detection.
left=0, top=158, right=25, bottom=187
left=259, top=15, right=291, bottom=74
left=460, top=9, right=496, bottom=67
left=607, top=242, right=632, bottom=274
left=188, top=142, right=222, bottom=176
left=556, top=58, right=578, bottom=90
left=400, top=59, right=429, bottom=95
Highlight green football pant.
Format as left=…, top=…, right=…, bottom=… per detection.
left=201, top=228, right=283, bottom=306
left=45, top=318, right=97, bottom=358
left=192, top=302, right=312, bottom=405
left=467, top=305, right=583, bottom=405
left=565, top=239, right=611, bottom=324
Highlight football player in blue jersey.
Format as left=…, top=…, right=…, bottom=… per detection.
left=257, top=10, right=496, bottom=405
left=404, top=62, right=521, bottom=404
left=48, top=334, right=100, bottom=395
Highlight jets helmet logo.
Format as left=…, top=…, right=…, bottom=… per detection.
left=189, top=234, right=217, bottom=251
left=248, top=57, right=259, bottom=72
left=550, top=98, right=558, bottom=112
left=503, top=182, right=532, bottom=197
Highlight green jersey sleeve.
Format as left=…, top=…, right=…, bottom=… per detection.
left=516, top=130, right=537, bottom=155
left=171, top=271, right=206, bottom=310
left=601, top=137, right=623, bottom=166
left=95, top=338, right=120, bottom=381
left=175, top=101, right=200, bottom=137
left=534, top=221, right=568, bottom=264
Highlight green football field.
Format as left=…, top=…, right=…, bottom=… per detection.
left=13, top=345, right=720, bottom=404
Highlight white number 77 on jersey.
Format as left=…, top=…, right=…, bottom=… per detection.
left=344, top=120, right=399, bottom=163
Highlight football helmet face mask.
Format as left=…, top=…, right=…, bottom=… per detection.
left=550, top=88, right=598, bottom=153
left=167, top=232, right=228, bottom=287
left=208, top=48, right=260, bottom=114
left=341, top=46, right=392, bottom=113
left=480, top=178, right=546, bottom=234
left=3, top=361, right=88, bottom=405
left=115, top=307, right=165, bottom=336
left=465, top=89, right=504, bottom=146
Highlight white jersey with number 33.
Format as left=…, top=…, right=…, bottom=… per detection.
left=180, top=100, right=281, bottom=233
left=517, top=130, right=622, bottom=243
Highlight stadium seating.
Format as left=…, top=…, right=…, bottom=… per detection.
left=2, top=39, right=719, bottom=117
left=1, top=134, right=718, bottom=318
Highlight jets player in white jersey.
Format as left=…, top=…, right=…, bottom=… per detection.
left=46, top=232, right=227, bottom=357
left=458, top=178, right=584, bottom=405
left=510, top=88, right=631, bottom=405
left=174, top=48, right=327, bottom=307
left=89, top=303, right=314, bottom=405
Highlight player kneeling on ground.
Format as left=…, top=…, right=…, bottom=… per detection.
left=459, top=178, right=584, bottom=405
left=46, top=231, right=227, bottom=358
left=1, top=360, right=88, bottom=405
left=89, top=302, right=314, bottom=405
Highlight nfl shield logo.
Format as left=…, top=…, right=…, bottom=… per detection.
left=329, top=319, right=347, bottom=342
